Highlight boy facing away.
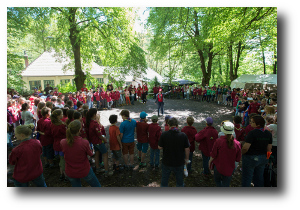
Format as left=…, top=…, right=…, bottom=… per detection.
left=109, top=114, right=123, bottom=172
left=148, top=115, right=162, bottom=169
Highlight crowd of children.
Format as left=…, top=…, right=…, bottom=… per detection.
left=7, top=82, right=277, bottom=187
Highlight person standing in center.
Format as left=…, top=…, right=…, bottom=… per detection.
left=158, top=117, right=190, bottom=187
left=155, top=88, right=169, bottom=117
left=119, top=109, right=137, bottom=169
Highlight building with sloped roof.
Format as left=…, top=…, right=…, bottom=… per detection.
left=21, top=50, right=108, bottom=91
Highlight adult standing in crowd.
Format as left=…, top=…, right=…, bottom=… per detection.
left=241, top=115, right=272, bottom=187
left=44, top=84, right=53, bottom=95
left=155, top=88, right=170, bottom=117
left=81, top=84, right=88, bottom=93
left=158, top=117, right=190, bottom=187
left=209, top=122, right=241, bottom=187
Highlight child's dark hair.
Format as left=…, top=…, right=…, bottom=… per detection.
left=66, top=120, right=82, bottom=147
left=249, top=113, right=259, bottom=120
left=252, top=115, right=265, bottom=128
left=187, top=116, right=194, bottom=126
left=77, top=101, right=83, bottom=108
left=120, top=109, right=129, bottom=118
left=46, top=101, right=53, bottom=108
left=66, top=109, right=75, bottom=126
left=233, top=116, right=242, bottom=124
left=66, top=100, right=73, bottom=107
left=82, top=104, right=89, bottom=110
left=266, top=116, right=275, bottom=124
left=83, top=109, right=88, bottom=118
left=109, top=114, right=118, bottom=124
left=73, top=111, right=82, bottom=120
left=51, top=107, right=60, bottom=112
left=51, top=97, right=57, bottom=102
left=86, top=108, right=98, bottom=130
left=168, top=117, right=178, bottom=127
left=41, top=107, right=51, bottom=117
left=21, top=103, right=28, bottom=111
left=34, top=98, right=40, bottom=107
left=62, top=107, right=69, bottom=117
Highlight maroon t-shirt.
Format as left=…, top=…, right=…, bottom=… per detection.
left=61, top=136, right=93, bottom=178
left=148, top=123, right=162, bottom=149
left=248, top=102, right=260, bottom=114
left=88, top=120, right=103, bottom=145
left=136, top=121, right=149, bottom=143
left=51, top=123, right=66, bottom=151
left=234, top=123, right=245, bottom=142
left=210, top=136, right=241, bottom=176
left=36, top=117, right=53, bottom=146
left=9, top=139, right=43, bottom=183
left=181, top=126, right=197, bottom=153
left=195, top=126, right=218, bottom=157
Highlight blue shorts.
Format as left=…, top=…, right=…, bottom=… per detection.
left=93, top=143, right=107, bottom=154
left=42, top=144, right=54, bottom=160
left=136, top=142, right=149, bottom=153
left=55, top=151, right=64, bottom=156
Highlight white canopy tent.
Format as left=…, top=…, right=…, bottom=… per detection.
left=231, top=74, right=277, bottom=89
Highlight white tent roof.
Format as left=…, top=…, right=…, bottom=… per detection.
left=117, top=68, right=165, bottom=83
left=231, top=74, right=277, bottom=89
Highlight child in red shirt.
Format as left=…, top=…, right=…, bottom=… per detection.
left=50, top=109, right=67, bottom=181
left=164, top=115, right=171, bottom=131
left=148, top=115, right=162, bottom=169
left=195, top=117, right=218, bottom=176
left=36, top=107, right=54, bottom=168
left=233, top=116, right=245, bottom=145
left=9, top=124, right=47, bottom=187
left=109, top=114, right=122, bottom=172
left=136, top=111, right=149, bottom=167
left=61, top=120, right=100, bottom=187
left=181, top=116, right=197, bottom=173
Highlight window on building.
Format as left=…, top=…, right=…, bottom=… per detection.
left=60, top=79, right=71, bottom=87
left=29, top=80, right=41, bottom=91
left=43, top=80, right=55, bottom=88
left=97, top=78, right=104, bottom=83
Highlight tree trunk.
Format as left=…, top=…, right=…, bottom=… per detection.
left=228, top=41, right=234, bottom=81
left=68, top=7, right=86, bottom=91
left=273, top=45, right=277, bottom=74
left=233, top=41, right=244, bottom=80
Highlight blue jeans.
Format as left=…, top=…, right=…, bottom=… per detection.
left=150, top=148, right=160, bottom=166
left=186, top=93, right=189, bottom=100
left=242, top=154, right=268, bottom=187
left=87, top=100, right=93, bottom=109
left=14, top=173, right=47, bottom=187
left=187, top=152, right=193, bottom=172
left=157, top=102, right=164, bottom=115
left=96, top=101, right=100, bottom=109
left=202, top=152, right=210, bottom=175
left=7, top=132, right=13, bottom=148
left=161, top=163, right=184, bottom=187
left=213, top=166, right=233, bottom=187
left=67, top=167, right=101, bottom=187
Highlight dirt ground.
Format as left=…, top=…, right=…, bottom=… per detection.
left=7, top=95, right=244, bottom=187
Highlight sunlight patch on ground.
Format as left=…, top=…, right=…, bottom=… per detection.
left=142, top=181, right=160, bottom=187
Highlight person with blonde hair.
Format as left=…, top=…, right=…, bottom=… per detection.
left=60, top=120, right=101, bottom=187
left=9, top=124, right=47, bottom=187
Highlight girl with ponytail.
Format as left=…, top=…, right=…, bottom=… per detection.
left=60, top=120, right=101, bottom=187
left=9, top=124, right=47, bottom=187
left=50, top=109, right=68, bottom=182
left=209, top=121, right=242, bottom=187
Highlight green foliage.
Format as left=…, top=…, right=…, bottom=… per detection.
left=57, top=82, right=77, bottom=93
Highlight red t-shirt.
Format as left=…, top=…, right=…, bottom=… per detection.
left=136, top=121, right=149, bottom=143
left=53, top=91, right=59, bottom=96
left=195, top=126, right=218, bottom=157
left=61, top=136, right=93, bottom=178
left=144, top=85, right=148, bottom=91
left=62, top=116, right=68, bottom=122
left=81, top=87, right=88, bottom=92
left=88, top=120, right=103, bottom=145
left=193, top=89, right=198, bottom=95
left=234, top=123, right=245, bottom=142
left=94, top=92, right=100, bottom=101
left=36, top=117, right=53, bottom=146
left=164, top=124, right=169, bottom=131
left=181, top=126, right=197, bottom=153
left=148, top=123, right=162, bottom=149
left=248, top=102, right=260, bottom=114
left=100, top=91, right=106, bottom=100
left=157, top=94, right=163, bottom=102
left=51, top=123, right=66, bottom=151
left=198, top=88, right=202, bottom=95
left=109, top=125, right=121, bottom=150
left=210, top=136, right=241, bottom=176
left=9, top=139, right=43, bottom=183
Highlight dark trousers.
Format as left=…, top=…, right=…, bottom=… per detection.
left=157, top=102, right=164, bottom=116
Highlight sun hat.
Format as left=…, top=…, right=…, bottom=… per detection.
left=206, top=117, right=213, bottom=124
left=220, top=121, right=235, bottom=135
left=151, top=115, right=158, bottom=120
left=140, top=111, right=148, bottom=119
